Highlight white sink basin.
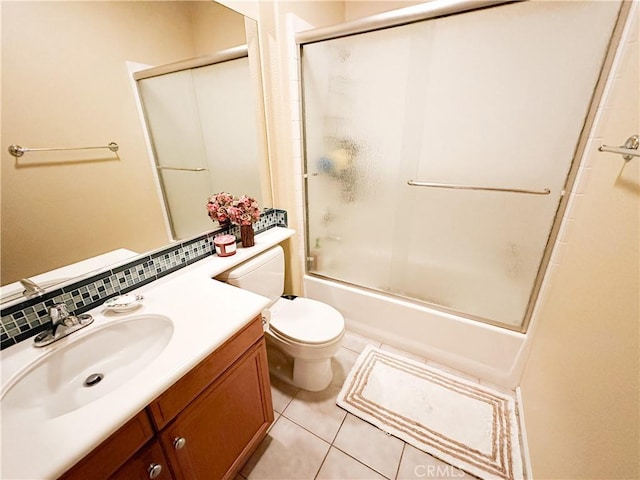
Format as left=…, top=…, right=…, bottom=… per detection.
left=1, top=314, right=173, bottom=419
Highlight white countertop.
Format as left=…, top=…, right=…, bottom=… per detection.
left=0, top=227, right=295, bottom=480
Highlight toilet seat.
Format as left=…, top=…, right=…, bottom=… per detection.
left=268, top=297, right=344, bottom=345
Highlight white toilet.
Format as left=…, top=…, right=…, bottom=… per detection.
left=217, top=245, right=345, bottom=391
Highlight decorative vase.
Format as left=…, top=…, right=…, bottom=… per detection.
left=240, top=224, right=255, bottom=247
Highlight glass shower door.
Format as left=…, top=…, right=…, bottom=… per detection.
left=138, top=69, right=213, bottom=239
left=192, top=57, right=262, bottom=200
left=138, top=57, right=263, bottom=240
left=302, top=0, right=622, bottom=329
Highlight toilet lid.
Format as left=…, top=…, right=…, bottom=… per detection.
left=269, top=297, right=344, bottom=345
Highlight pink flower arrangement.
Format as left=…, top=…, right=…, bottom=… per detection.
left=228, top=195, right=261, bottom=226
left=206, top=192, right=234, bottom=224
left=206, top=193, right=260, bottom=226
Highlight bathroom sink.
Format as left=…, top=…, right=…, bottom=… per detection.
left=1, top=314, right=173, bottom=419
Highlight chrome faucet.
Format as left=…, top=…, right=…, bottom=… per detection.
left=33, top=303, right=94, bottom=347
left=49, top=303, right=73, bottom=337
left=19, top=278, right=46, bottom=298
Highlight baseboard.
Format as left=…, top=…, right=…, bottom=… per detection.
left=515, top=386, right=533, bottom=479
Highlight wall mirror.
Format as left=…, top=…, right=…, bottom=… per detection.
left=135, top=45, right=266, bottom=240
left=1, top=0, right=271, bottom=303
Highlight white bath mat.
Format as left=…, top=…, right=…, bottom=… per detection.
left=336, top=345, right=524, bottom=480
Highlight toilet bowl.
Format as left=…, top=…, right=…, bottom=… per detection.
left=216, top=245, right=345, bottom=391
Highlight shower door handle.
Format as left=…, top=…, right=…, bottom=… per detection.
left=156, top=166, right=207, bottom=172
left=407, top=180, right=551, bottom=195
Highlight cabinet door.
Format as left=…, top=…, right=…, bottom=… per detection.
left=160, top=339, right=273, bottom=480
left=149, top=316, right=264, bottom=430
left=61, top=410, right=154, bottom=480
left=110, top=440, right=173, bottom=480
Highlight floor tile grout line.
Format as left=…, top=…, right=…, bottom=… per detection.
left=394, top=443, right=407, bottom=480
left=330, top=408, right=348, bottom=445
left=341, top=340, right=382, bottom=355
left=312, top=444, right=333, bottom=480
left=342, top=345, right=367, bottom=354
left=332, top=408, right=399, bottom=480
left=328, top=443, right=394, bottom=480
left=280, top=404, right=399, bottom=479
left=280, top=410, right=336, bottom=446
left=271, top=385, right=300, bottom=416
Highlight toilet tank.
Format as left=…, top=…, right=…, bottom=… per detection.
left=216, top=245, right=285, bottom=303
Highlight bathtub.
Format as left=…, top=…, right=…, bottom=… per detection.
left=312, top=242, right=534, bottom=329
left=304, top=273, right=527, bottom=389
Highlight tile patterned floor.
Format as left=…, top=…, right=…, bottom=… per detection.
left=238, top=332, right=480, bottom=480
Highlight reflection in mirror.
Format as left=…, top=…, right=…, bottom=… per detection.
left=136, top=48, right=264, bottom=240
left=1, top=1, right=270, bottom=303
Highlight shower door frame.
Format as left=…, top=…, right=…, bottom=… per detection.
left=297, top=0, right=632, bottom=333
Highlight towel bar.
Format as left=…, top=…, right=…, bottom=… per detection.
left=599, top=135, right=639, bottom=161
left=8, top=142, right=119, bottom=158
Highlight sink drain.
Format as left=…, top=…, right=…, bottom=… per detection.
left=83, top=373, right=104, bottom=387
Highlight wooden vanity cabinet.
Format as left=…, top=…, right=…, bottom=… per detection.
left=110, top=439, right=172, bottom=480
left=157, top=340, right=272, bottom=479
left=60, top=315, right=273, bottom=480
left=60, top=410, right=156, bottom=480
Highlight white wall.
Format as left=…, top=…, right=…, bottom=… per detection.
left=519, top=5, right=639, bottom=478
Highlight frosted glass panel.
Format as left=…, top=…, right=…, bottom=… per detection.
left=139, top=70, right=209, bottom=171
left=193, top=58, right=262, bottom=199
left=158, top=170, right=214, bottom=239
left=138, top=57, right=263, bottom=239
left=139, top=70, right=213, bottom=239
left=302, top=1, right=621, bottom=329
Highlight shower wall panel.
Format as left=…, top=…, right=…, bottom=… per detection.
left=302, top=0, right=622, bottom=329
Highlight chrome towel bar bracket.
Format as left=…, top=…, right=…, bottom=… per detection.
left=8, top=142, right=119, bottom=158
left=599, top=135, right=639, bottom=161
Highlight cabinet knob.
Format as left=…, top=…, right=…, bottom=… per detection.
left=148, top=463, right=163, bottom=479
left=173, top=436, right=187, bottom=450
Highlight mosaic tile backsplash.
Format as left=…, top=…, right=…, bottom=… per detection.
left=0, top=209, right=287, bottom=349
